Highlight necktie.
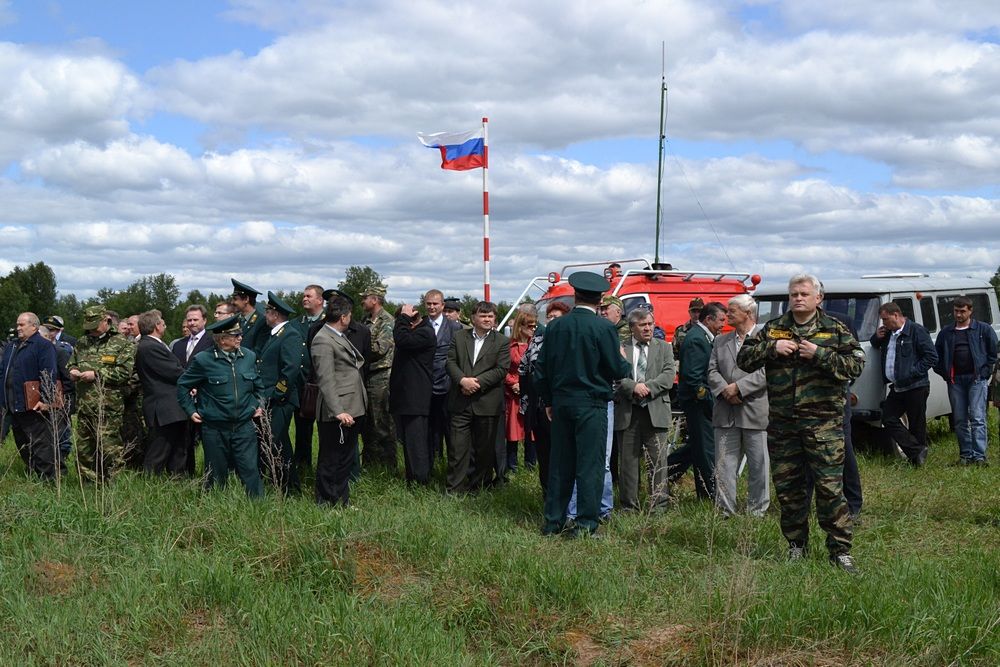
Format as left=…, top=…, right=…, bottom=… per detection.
left=186, top=335, right=197, bottom=361
left=636, top=344, right=649, bottom=406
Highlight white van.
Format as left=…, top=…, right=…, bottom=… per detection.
left=754, top=275, right=1000, bottom=436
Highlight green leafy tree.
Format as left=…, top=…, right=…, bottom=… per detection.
left=338, top=265, right=384, bottom=320
left=991, top=265, right=1000, bottom=300
left=7, top=262, right=58, bottom=319
left=0, top=280, right=30, bottom=333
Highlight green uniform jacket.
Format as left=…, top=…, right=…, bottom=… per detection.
left=737, top=309, right=865, bottom=423
left=362, top=308, right=395, bottom=375
left=177, top=346, right=264, bottom=425
left=240, top=303, right=269, bottom=355
left=535, top=306, right=631, bottom=407
left=677, top=323, right=713, bottom=404
left=257, top=322, right=304, bottom=408
left=68, top=330, right=137, bottom=414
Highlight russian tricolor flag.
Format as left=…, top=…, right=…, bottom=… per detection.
left=417, top=128, right=487, bottom=171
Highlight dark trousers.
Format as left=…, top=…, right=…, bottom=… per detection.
left=201, top=421, right=262, bottom=497
left=506, top=437, right=538, bottom=470
left=182, top=422, right=198, bottom=476
left=428, top=393, right=450, bottom=460
left=316, top=417, right=363, bottom=506
left=447, top=411, right=499, bottom=493
left=543, top=401, right=608, bottom=534
left=396, top=414, right=431, bottom=484
left=527, top=406, right=552, bottom=499
left=12, top=410, right=64, bottom=480
left=259, top=402, right=300, bottom=494
left=293, top=411, right=315, bottom=469
left=668, top=399, right=715, bottom=499
left=882, top=385, right=929, bottom=463
left=143, top=419, right=189, bottom=475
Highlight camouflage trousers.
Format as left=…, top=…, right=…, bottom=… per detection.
left=362, top=372, right=396, bottom=469
left=767, top=418, right=852, bottom=556
left=75, top=405, right=126, bottom=482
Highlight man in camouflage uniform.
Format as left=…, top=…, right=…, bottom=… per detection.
left=599, top=294, right=630, bottom=343
left=737, top=274, right=865, bottom=574
left=360, top=282, right=396, bottom=469
left=68, top=305, right=138, bottom=481
left=672, top=297, right=704, bottom=366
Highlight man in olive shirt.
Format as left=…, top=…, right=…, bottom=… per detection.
left=536, top=272, right=630, bottom=537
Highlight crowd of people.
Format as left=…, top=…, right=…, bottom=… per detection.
left=0, top=272, right=996, bottom=576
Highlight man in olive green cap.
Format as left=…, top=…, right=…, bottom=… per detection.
left=672, top=297, right=705, bottom=364
left=360, top=282, right=397, bottom=470
left=68, top=304, right=139, bottom=481
left=177, top=315, right=265, bottom=497
left=599, top=294, right=630, bottom=343
left=231, top=278, right=269, bottom=354
left=536, top=272, right=630, bottom=537
left=256, top=291, right=303, bottom=494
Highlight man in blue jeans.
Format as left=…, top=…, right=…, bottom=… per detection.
left=934, top=296, right=997, bottom=466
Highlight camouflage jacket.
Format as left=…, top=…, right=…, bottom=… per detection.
left=672, top=320, right=696, bottom=361
left=736, top=309, right=864, bottom=423
left=614, top=319, right=630, bottom=344
left=362, top=308, right=395, bottom=374
left=68, top=330, right=137, bottom=412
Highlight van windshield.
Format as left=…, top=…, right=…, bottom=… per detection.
left=757, top=293, right=882, bottom=340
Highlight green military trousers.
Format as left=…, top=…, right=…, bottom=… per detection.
left=202, top=421, right=263, bottom=498
left=768, top=418, right=852, bottom=556
left=76, top=407, right=125, bottom=482
left=543, top=401, right=608, bottom=534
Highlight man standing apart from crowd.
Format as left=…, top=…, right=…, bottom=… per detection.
left=536, top=272, right=631, bottom=537
left=738, top=274, right=865, bottom=573
left=69, top=305, right=137, bottom=482
left=360, top=283, right=396, bottom=470
left=177, top=315, right=264, bottom=497
left=871, top=302, right=937, bottom=466
left=933, top=295, right=997, bottom=466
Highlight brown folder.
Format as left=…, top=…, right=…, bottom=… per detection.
left=23, top=380, right=64, bottom=411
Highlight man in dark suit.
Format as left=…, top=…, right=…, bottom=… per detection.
left=290, top=284, right=326, bottom=470
left=390, top=304, right=437, bottom=484
left=535, top=272, right=631, bottom=537
left=135, top=310, right=190, bottom=475
left=615, top=307, right=676, bottom=512
left=257, top=292, right=304, bottom=494
left=311, top=296, right=368, bottom=506
left=669, top=301, right=726, bottom=500
left=445, top=301, right=510, bottom=493
left=424, top=289, right=463, bottom=460
left=173, top=305, right=213, bottom=366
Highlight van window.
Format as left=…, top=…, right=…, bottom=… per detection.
left=754, top=293, right=881, bottom=340
left=919, top=296, right=937, bottom=332
left=937, top=293, right=993, bottom=328
left=621, top=295, right=649, bottom=315
left=892, top=297, right=915, bottom=321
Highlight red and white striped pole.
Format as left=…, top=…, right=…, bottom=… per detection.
left=482, top=117, right=490, bottom=302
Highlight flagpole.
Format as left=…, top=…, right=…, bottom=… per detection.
left=482, top=116, right=490, bottom=302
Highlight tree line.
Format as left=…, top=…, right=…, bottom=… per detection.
left=0, top=262, right=517, bottom=342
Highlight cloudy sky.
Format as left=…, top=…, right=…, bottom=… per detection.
left=1, top=0, right=998, bottom=302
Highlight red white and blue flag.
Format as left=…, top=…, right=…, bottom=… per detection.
left=417, top=127, right=487, bottom=171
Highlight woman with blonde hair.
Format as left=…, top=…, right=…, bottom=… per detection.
left=504, top=306, right=539, bottom=472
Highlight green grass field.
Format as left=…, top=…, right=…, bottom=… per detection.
left=0, top=416, right=997, bottom=666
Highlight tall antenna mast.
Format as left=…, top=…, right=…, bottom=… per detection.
left=654, top=42, right=667, bottom=265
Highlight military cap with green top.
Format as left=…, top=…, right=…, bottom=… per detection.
left=82, top=305, right=108, bottom=331
left=568, top=271, right=611, bottom=299
left=265, top=291, right=296, bottom=317
left=600, top=294, right=625, bottom=311
left=231, top=278, right=261, bottom=298
left=688, top=297, right=705, bottom=310
left=206, top=314, right=243, bottom=335
left=360, top=282, right=387, bottom=298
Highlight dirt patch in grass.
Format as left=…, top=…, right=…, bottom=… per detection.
left=183, top=608, right=226, bottom=644
left=624, top=623, right=695, bottom=665
left=560, top=629, right=604, bottom=666
left=26, top=560, right=79, bottom=596
left=351, top=541, right=420, bottom=601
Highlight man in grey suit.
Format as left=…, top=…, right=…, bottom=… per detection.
left=311, top=296, right=368, bottom=506
left=614, top=308, right=676, bottom=512
left=445, top=301, right=510, bottom=494
left=707, top=294, right=770, bottom=517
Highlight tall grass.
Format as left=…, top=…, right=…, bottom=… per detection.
left=0, top=413, right=996, bottom=665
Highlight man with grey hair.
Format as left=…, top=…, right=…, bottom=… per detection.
left=738, top=273, right=865, bottom=574
left=708, top=294, right=769, bottom=517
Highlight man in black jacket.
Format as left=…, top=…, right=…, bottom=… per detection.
left=424, top=289, right=463, bottom=460
left=135, top=310, right=190, bottom=475
left=871, top=302, right=938, bottom=466
left=390, top=304, right=437, bottom=484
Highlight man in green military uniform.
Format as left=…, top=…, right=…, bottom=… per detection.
left=737, top=274, right=865, bottom=574
left=672, top=297, right=704, bottom=367
left=536, top=272, right=631, bottom=537
left=231, top=278, right=269, bottom=354
left=177, top=315, right=265, bottom=497
left=256, top=292, right=304, bottom=494
left=68, top=305, right=138, bottom=482
left=360, top=282, right=396, bottom=470
left=599, top=294, right=630, bottom=343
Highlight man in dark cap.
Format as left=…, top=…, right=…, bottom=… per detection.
left=535, top=272, right=631, bottom=537
left=256, top=292, right=304, bottom=494
left=443, top=297, right=471, bottom=329
left=177, top=315, right=265, bottom=497
left=673, top=297, right=705, bottom=364
left=231, top=278, right=269, bottom=354
left=43, top=315, right=77, bottom=347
